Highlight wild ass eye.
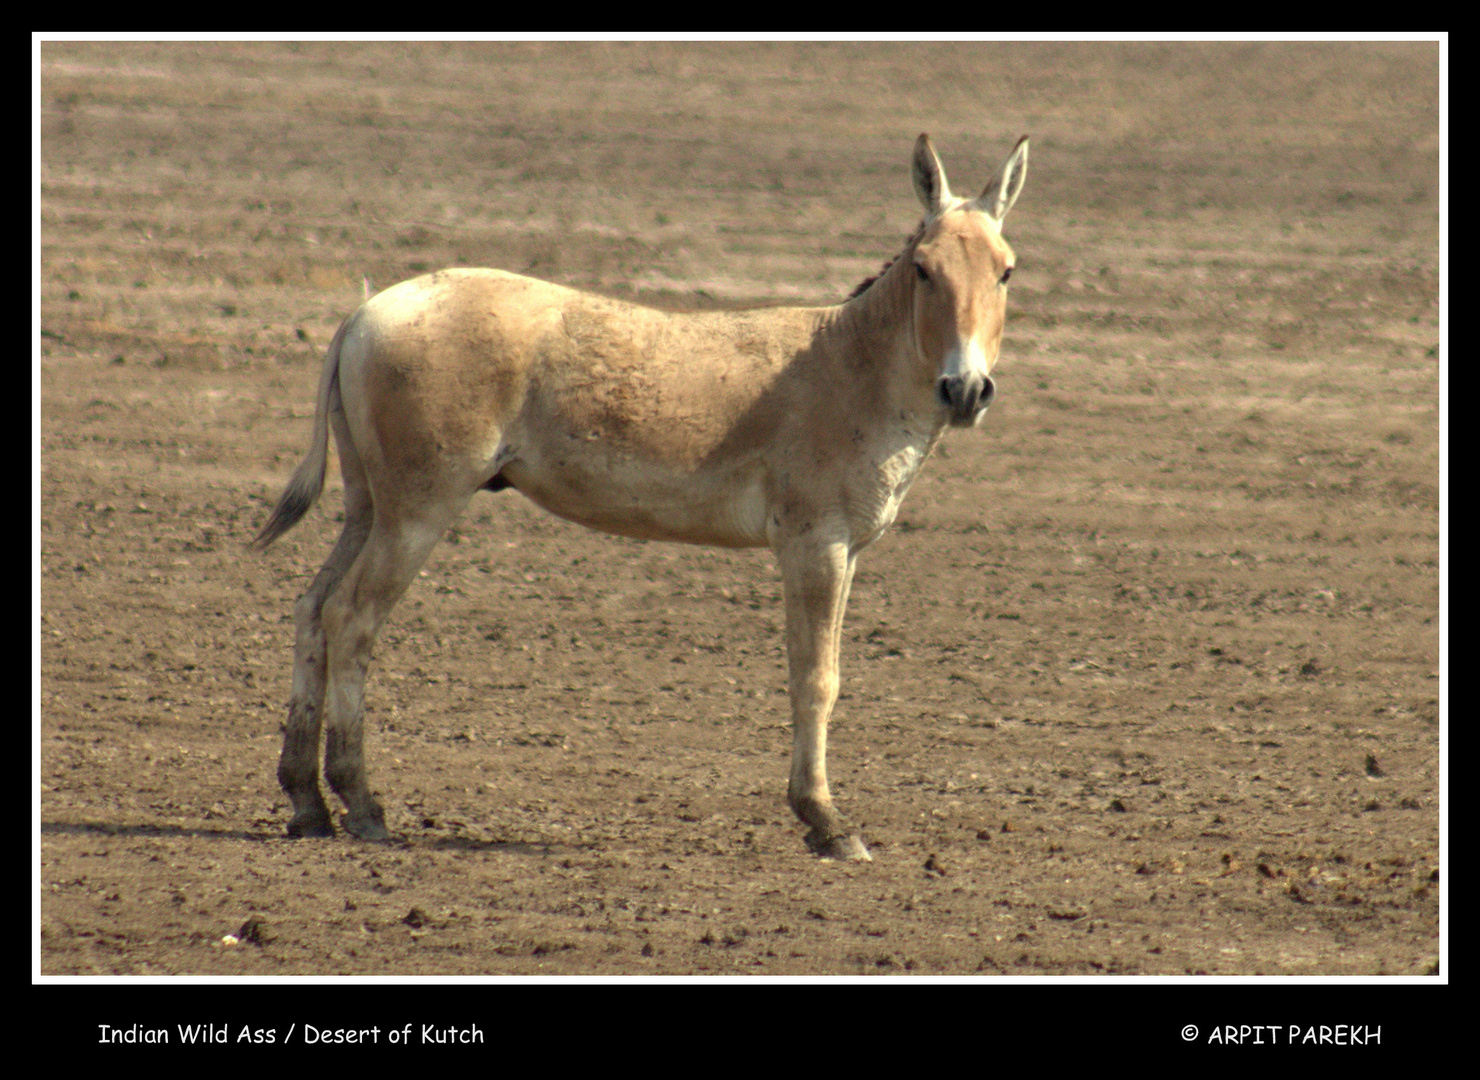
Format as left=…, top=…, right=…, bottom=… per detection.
left=1000, top=266, right=1013, bottom=284
left=914, top=263, right=929, bottom=282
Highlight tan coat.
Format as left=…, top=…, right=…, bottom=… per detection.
left=255, top=134, right=1028, bottom=860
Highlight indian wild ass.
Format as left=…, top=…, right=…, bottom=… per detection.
left=253, top=133, right=1028, bottom=860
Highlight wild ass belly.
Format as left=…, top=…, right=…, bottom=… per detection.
left=499, top=421, right=941, bottom=554
left=498, top=442, right=773, bottom=549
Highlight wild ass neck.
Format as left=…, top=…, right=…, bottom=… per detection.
left=823, top=232, right=943, bottom=430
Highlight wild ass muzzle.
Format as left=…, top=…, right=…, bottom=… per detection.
left=253, top=133, right=1028, bottom=861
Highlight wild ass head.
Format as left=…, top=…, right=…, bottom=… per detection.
left=909, top=133, right=1029, bottom=428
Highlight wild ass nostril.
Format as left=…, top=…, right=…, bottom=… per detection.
left=938, top=375, right=992, bottom=414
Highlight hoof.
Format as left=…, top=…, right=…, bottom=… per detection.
left=340, top=811, right=390, bottom=842
left=806, top=830, right=872, bottom=862
left=285, top=809, right=334, bottom=838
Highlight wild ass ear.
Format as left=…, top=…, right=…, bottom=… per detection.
left=911, top=133, right=952, bottom=215
left=978, top=134, right=1029, bottom=224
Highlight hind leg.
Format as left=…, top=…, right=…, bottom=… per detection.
left=278, top=410, right=373, bottom=836
left=318, top=498, right=471, bottom=840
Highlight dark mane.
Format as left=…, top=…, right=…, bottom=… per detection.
left=846, top=220, right=926, bottom=301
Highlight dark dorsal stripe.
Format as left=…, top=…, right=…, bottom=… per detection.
left=846, top=220, right=926, bottom=301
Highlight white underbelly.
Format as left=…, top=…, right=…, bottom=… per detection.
left=503, top=457, right=771, bottom=549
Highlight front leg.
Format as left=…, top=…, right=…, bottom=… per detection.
left=775, top=535, right=869, bottom=861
